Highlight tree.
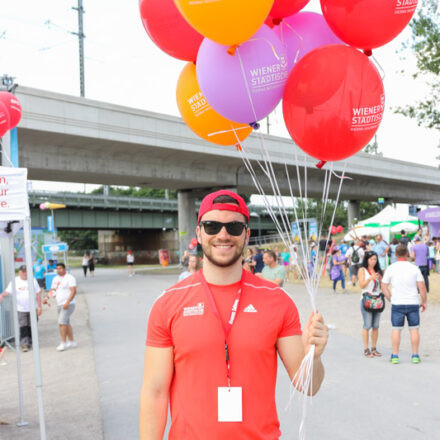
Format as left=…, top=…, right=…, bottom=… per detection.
left=58, top=230, right=98, bottom=251
left=363, top=135, right=383, bottom=156
left=396, top=0, right=440, bottom=131
left=91, top=186, right=177, bottom=199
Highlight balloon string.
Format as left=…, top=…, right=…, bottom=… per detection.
left=280, top=21, right=304, bottom=64
left=371, top=55, right=386, bottom=80
left=236, top=47, right=259, bottom=124
left=0, top=140, right=15, bottom=167
left=207, top=125, right=250, bottom=137
left=247, top=37, right=282, bottom=61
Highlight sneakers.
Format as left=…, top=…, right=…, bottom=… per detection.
left=411, top=354, right=421, bottom=364
left=390, top=354, right=400, bottom=364
left=56, top=342, right=68, bottom=351
left=67, top=341, right=77, bottom=349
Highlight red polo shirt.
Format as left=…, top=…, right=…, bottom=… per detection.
left=146, top=270, right=302, bottom=439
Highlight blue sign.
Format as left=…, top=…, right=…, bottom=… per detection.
left=47, top=215, right=54, bottom=232
left=308, top=218, right=318, bottom=239
left=42, top=242, right=69, bottom=253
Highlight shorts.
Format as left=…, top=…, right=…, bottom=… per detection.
left=127, top=262, right=134, bottom=266
left=360, top=301, right=381, bottom=330
left=57, top=303, right=75, bottom=325
left=283, top=261, right=289, bottom=266
left=37, top=278, right=45, bottom=289
left=352, top=264, right=362, bottom=276
left=391, top=304, right=420, bottom=329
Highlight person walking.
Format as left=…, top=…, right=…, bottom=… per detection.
left=252, top=247, right=264, bottom=274
left=1, top=266, right=42, bottom=352
left=411, top=236, right=429, bottom=292
left=140, top=190, right=328, bottom=440
left=382, top=245, right=427, bottom=364
left=257, top=249, right=287, bottom=287
left=373, top=234, right=389, bottom=271
left=280, top=246, right=291, bottom=278
left=399, top=229, right=411, bottom=247
left=179, top=254, right=200, bottom=281
left=389, top=238, right=399, bottom=264
left=33, top=258, right=46, bottom=292
left=82, top=252, right=89, bottom=278
left=345, top=239, right=364, bottom=286
left=330, top=248, right=347, bottom=293
left=88, top=253, right=95, bottom=277
left=44, top=263, right=77, bottom=351
left=358, top=251, right=384, bottom=358
left=127, top=250, right=135, bottom=277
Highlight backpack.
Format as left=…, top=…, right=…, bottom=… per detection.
left=351, top=247, right=360, bottom=264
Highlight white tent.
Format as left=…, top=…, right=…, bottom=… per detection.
left=0, top=166, right=46, bottom=438
left=345, top=206, right=419, bottom=242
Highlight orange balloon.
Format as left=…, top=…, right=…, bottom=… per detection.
left=174, top=0, right=274, bottom=46
left=176, top=63, right=252, bottom=146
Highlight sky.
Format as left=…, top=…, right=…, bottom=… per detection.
left=1, top=0, right=438, bottom=195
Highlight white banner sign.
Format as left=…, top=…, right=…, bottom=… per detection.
left=0, top=166, right=30, bottom=221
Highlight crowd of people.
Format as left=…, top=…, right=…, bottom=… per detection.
left=177, top=226, right=433, bottom=365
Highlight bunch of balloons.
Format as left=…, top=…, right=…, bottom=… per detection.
left=0, top=91, right=22, bottom=138
left=139, top=0, right=418, bottom=163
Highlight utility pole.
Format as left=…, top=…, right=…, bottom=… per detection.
left=72, top=0, right=85, bottom=97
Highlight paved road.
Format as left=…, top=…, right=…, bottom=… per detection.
left=84, top=267, right=440, bottom=440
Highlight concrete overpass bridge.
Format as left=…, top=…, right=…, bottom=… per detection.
left=28, top=191, right=287, bottom=263
left=13, top=86, right=440, bottom=249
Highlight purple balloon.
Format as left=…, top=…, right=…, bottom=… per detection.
left=274, top=12, right=343, bottom=71
left=196, top=25, right=289, bottom=125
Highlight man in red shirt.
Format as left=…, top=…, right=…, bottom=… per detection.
left=140, top=190, right=328, bottom=439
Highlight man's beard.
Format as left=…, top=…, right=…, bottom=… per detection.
left=201, top=240, right=245, bottom=268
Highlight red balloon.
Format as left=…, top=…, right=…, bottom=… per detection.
left=321, top=0, right=418, bottom=52
left=283, top=45, right=384, bottom=162
left=330, top=226, right=337, bottom=234
left=270, top=0, right=310, bottom=21
left=0, top=92, right=21, bottom=129
left=0, top=101, right=10, bottom=137
left=336, top=225, right=343, bottom=233
left=190, top=238, right=198, bottom=247
left=139, top=0, right=203, bottom=62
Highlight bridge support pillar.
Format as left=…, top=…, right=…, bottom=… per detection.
left=348, top=200, right=360, bottom=229
left=178, top=190, right=198, bottom=254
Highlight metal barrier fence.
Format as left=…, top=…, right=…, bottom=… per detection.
left=0, top=294, right=14, bottom=347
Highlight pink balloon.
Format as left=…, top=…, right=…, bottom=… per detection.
left=196, top=25, right=289, bottom=125
left=274, top=12, right=343, bottom=71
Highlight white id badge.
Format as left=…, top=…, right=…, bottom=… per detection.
left=218, top=387, right=242, bottom=422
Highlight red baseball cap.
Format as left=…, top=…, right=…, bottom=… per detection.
left=198, top=190, right=249, bottom=223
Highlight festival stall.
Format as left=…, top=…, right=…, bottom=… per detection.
left=0, top=166, right=46, bottom=439
left=345, top=206, right=419, bottom=242
left=418, top=207, right=440, bottom=238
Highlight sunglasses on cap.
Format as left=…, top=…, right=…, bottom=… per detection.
left=199, top=221, right=247, bottom=236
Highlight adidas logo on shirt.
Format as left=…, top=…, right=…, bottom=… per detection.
left=243, top=304, right=257, bottom=313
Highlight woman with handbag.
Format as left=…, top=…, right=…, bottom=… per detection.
left=358, top=251, right=385, bottom=358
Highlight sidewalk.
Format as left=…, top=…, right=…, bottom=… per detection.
left=0, top=287, right=103, bottom=440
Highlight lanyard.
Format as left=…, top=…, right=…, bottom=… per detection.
left=198, top=270, right=244, bottom=387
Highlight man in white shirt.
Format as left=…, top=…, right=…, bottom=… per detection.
left=382, top=245, right=427, bottom=365
left=1, top=265, right=41, bottom=351
left=44, top=263, right=77, bottom=351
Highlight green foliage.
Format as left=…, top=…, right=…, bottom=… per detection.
left=396, top=0, right=440, bottom=131
left=363, top=135, right=383, bottom=156
left=91, top=186, right=177, bottom=199
left=359, top=201, right=381, bottom=219
left=295, top=198, right=348, bottom=230
left=58, top=230, right=98, bottom=251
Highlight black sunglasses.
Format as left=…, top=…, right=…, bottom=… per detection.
left=199, top=221, right=247, bottom=236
